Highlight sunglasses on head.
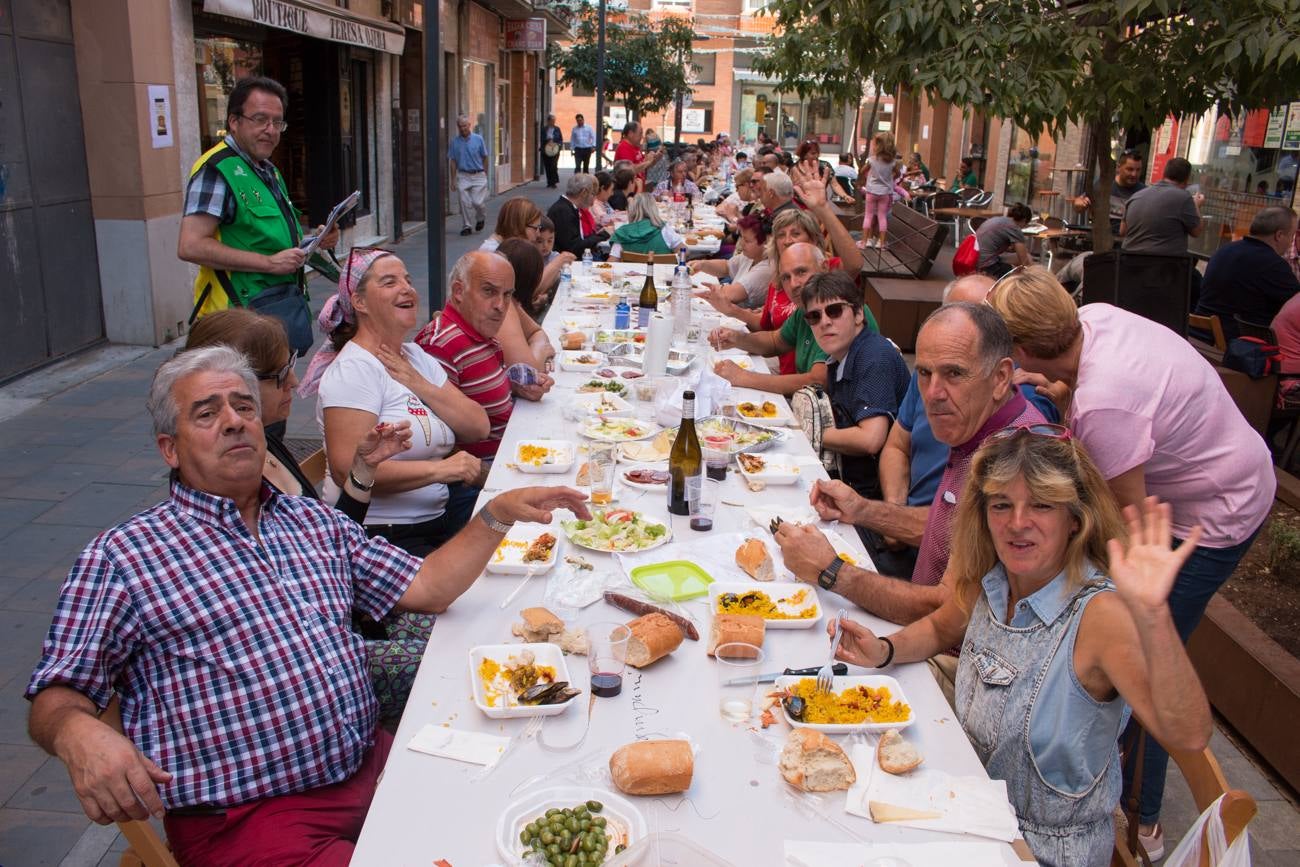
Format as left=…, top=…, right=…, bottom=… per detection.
left=258, top=349, right=299, bottom=389
left=804, top=301, right=853, bottom=326
left=986, top=422, right=1072, bottom=444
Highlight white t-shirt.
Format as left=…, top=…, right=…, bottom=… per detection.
left=728, top=253, right=775, bottom=308
left=833, top=163, right=858, bottom=180
left=316, top=341, right=456, bottom=524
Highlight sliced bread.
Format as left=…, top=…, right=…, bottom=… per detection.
left=778, top=728, right=856, bottom=792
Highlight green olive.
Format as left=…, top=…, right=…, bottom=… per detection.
left=615, top=844, right=626, bottom=854
left=586, top=800, right=603, bottom=812
left=547, top=842, right=561, bottom=856
left=592, top=815, right=606, bottom=829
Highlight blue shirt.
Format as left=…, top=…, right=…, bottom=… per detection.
left=570, top=124, right=596, bottom=149
left=450, top=132, right=489, bottom=173
left=826, top=326, right=910, bottom=498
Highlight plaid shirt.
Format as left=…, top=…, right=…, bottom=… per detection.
left=26, top=479, right=420, bottom=809
left=183, top=135, right=282, bottom=223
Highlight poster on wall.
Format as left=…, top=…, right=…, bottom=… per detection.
left=682, top=108, right=706, bottom=134
left=148, top=85, right=173, bottom=149
left=1149, top=115, right=1180, bottom=182
left=1264, top=105, right=1287, bottom=149
left=1283, top=102, right=1300, bottom=150
left=1242, top=108, right=1270, bottom=148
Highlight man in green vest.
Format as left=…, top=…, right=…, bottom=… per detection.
left=178, top=76, right=335, bottom=355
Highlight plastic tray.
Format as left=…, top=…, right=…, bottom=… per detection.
left=774, top=673, right=915, bottom=733
left=708, top=582, right=822, bottom=629
left=496, top=786, right=647, bottom=866
left=630, top=559, right=715, bottom=601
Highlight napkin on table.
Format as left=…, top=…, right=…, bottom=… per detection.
left=407, top=724, right=512, bottom=766
left=846, top=743, right=1020, bottom=843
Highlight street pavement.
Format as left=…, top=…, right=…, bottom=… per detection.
left=0, top=171, right=1297, bottom=866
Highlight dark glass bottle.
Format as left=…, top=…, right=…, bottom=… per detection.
left=668, top=390, right=702, bottom=516
left=637, top=253, right=658, bottom=328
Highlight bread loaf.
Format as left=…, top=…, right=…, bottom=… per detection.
left=876, top=729, right=923, bottom=775
left=707, top=614, right=766, bottom=657
left=609, top=740, right=694, bottom=795
left=735, top=538, right=775, bottom=582
left=511, top=607, right=564, bottom=643
left=562, top=331, right=586, bottom=350
left=779, top=728, right=856, bottom=792
left=624, top=613, right=684, bottom=667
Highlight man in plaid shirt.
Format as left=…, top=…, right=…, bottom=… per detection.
left=25, top=346, right=588, bottom=866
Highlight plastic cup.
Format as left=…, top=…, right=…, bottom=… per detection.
left=703, top=446, right=729, bottom=481
left=689, top=478, right=719, bottom=531
left=715, top=642, right=765, bottom=722
left=588, top=622, right=631, bottom=698
left=589, top=443, right=618, bottom=506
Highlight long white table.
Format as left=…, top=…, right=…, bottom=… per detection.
left=351, top=268, right=1029, bottom=865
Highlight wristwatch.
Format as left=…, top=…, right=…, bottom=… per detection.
left=478, top=502, right=515, bottom=535
left=817, top=556, right=843, bottom=591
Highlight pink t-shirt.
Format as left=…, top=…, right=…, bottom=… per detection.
left=1072, top=304, right=1274, bottom=547
left=1272, top=293, right=1300, bottom=375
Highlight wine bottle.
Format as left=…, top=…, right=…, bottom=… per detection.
left=668, top=389, right=702, bottom=516
left=637, top=253, right=658, bottom=328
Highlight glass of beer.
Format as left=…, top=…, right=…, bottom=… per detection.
left=589, top=443, right=618, bottom=506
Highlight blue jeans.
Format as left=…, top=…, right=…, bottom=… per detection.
left=1125, top=527, right=1262, bottom=824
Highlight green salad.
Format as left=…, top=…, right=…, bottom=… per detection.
left=561, top=509, right=670, bottom=552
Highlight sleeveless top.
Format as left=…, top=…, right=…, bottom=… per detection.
left=956, top=562, right=1130, bottom=867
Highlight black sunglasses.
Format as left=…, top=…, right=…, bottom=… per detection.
left=805, top=301, right=853, bottom=326
left=258, top=349, right=298, bottom=389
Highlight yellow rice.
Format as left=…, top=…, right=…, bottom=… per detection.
left=788, top=678, right=912, bottom=724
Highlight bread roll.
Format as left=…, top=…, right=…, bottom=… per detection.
left=624, top=613, right=684, bottom=667
left=562, top=331, right=586, bottom=350
left=779, top=728, right=856, bottom=792
left=609, top=740, right=694, bottom=795
left=876, top=729, right=923, bottom=775
left=575, top=462, right=591, bottom=486
left=511, top=607, right=564, bottom=643
left=735, top=538, right=775, bottom=582
left=707, top=614, right=765, bottom=657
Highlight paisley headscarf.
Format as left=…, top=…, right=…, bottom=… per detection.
left=296, top=247, right=393, bottom=397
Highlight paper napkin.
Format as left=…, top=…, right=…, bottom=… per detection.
left=406, top=724, right=512, bottom=766
left=783, top=839, right=1007, bottom=867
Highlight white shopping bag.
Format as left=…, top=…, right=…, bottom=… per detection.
left=1163, top=794, right=1251, bottom=867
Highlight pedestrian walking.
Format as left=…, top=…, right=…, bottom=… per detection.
left=450, top=114, right=490, bottom=236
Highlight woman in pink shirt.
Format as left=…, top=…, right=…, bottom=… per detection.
left=989, top=266, right=1274, bottom=860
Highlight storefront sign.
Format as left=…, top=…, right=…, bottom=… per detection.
left=505, top=19, right=546, bottom=52
left=202, top=0, right=406, bottom=55
left=1264, top=105, right=1287, bottom=149
left=682, top=108, right=706, bottom=134
left=1283, top=102, right=1300, bottom=151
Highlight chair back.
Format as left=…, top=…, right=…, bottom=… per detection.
left=299, top=447, right=328, bottom=490
left=1044, top=216, right=1068, bottom=231
left=931, top=192, right=960, bottom=210
left=957, top=187, right=983, bottom=201
left=1189, top=313, right=1228, bottom=352
left=1234, top=315, right=1277, bottom=343
left=102, top=698, right=181, bottom=867
left=618, top=250, right=655, bottom=264
left=968, top=216, right=989, bottom=231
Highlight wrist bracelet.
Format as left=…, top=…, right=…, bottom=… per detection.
left=478, top=502, right=515, bottom=535
left=347, top=470, right=374, bottom=492
left=875, top=635, right=896, bottom=668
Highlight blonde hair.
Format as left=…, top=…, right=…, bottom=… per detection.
left=873, top=132, right=897, bottom=162
left=765, top=208, right=828, bottom=269
left=985, top=265, right=1081, bottom=360
left=949, top=431, right=1125, bottom=614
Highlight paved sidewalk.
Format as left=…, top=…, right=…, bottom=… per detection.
left=1, top=171, right=1298, bottom=866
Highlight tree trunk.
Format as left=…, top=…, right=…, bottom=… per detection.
left=864, top=83, right=882, bottom=148
left=1087, top=118, right=1116, bottom=254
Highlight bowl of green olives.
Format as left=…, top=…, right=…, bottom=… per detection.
left=496, top=787, right=646, bottom=866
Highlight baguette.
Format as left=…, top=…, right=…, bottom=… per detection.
left=603, top=591, right=699, bottom=640
left=623, top=613, right=684, bottom=667
left=868, top=801, right=943, bottom=822
left=511, top=607, right=564, bottom=643
left=707, top=614, right=765, bottom=657
left=876, top=729, right=923, bottom=775
left=609, top=740, right=694, bottom=795
left=735, top=538, right=775, bottom=582
left=778, top=728, right=856, bottom=792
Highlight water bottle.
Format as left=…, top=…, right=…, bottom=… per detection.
left=560, top=264, right=572, bottom=296
left=614, top=294, right=631, bottom=330
left=671, top=264, right=691, bottom=343
left=581, top=248, right=594, bottom=275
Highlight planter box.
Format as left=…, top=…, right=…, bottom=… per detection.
left=1187, top=594, right=1300, bottom=792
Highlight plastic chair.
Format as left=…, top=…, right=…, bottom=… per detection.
left=101, top=698, right=180, bottom=867
left=957, top=187, right=983, bottom=201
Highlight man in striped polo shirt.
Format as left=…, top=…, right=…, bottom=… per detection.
left=416, top=251, right=553, bottom=462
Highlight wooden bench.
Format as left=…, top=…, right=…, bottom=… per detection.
left=860, top=203, right=949, bottom=280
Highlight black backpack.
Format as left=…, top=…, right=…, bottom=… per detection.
left=1223, top=336, right=1281, bottom=379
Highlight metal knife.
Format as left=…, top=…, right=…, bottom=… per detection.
left=725, top=663, right=847, bottom=687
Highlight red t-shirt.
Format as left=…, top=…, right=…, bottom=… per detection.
left=615, top=140, right=645, bottom=179
left=415, top=305, right=513, bottom=459
left=760, top=256, right=842, bottom=375
left=579, top=207, right=596, bottom=238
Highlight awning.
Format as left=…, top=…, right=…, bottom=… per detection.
left=202, top=0, right=406, bottom=55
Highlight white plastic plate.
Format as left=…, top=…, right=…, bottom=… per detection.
left=486, top=525, right=562, bottom=575
left=736, top=452, right=801, bottom=486
left=559, top=350, right=607, bottom=372
left=496, top=786, right=646, bottom=866
left=469, top=643, right=577, bottom=720
left=773, top=674, right=915, bottom=733
left=708, top=581, right=822, bottom=629
left=515, top=440, right=575, bottom=474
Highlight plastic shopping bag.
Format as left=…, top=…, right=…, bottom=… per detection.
left=1163, top=794, right=1251, bottom=867
left=952, top=233, right=980, bottom=276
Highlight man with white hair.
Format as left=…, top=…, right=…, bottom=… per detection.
left=547, top=174, right=609, bottom=258
left=757, top=169, right=798, bottom=220
left=25, top=346, right=587, bottom=864
left=450, top=114, right=490, bottom=236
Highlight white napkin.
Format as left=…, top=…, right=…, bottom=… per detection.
left=406, top=724, right=512, bottom=766
left=846, top=744, right=1020, bottom=843
left=783, top=839, right=1007, bottom=867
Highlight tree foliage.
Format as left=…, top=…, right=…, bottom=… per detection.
left=757, top=0, right=1300, bottom=249
left=550, top=7, right=697, bottom=122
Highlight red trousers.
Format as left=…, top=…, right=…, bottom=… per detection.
left=163, top=728, right=393, bottom=867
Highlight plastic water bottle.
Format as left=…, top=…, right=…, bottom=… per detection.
left=614, top=294, right=631, bottom=329
left=581, top=248, right=594, bottom=275
left=671, top=264, right=692, bottom=343
left=560, top=264, right=572, bottom=296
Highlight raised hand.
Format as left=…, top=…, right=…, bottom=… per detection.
left=493, top=486, right=592, bottom=524
left=356, top=421, right=413, bottom=469
left=376, top=344, right=427, bottom=393
left=796, top=176, right=828, bottom=210
left=1106, top=497, right=1201, bottom=616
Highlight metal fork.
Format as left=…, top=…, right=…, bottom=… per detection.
left=817, top=608, right=848, bottom=694
left=470, top=714, right=543, bottom=783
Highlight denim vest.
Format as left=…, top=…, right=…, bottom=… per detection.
left=956, top=564, right=1129, bottom=867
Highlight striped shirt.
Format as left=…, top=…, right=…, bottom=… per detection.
left=26, top=479, right=419, bottom=809
left=415, top=304, right=513, bottom=459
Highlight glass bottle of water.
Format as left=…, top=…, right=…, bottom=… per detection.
left=671, top=263, right=691, bottom=344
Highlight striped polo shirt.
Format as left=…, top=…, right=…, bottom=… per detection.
left=415, top=305, right=513, bottom=459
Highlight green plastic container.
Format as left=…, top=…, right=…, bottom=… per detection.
left=629, top=560, right=714, bottom=601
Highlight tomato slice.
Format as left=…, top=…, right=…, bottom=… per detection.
left=603, top=509, right=635, bottom=523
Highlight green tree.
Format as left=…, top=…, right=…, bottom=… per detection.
left=550, top=7, right=697, bottom=123
left=757, top=0, right=1300, bottom=250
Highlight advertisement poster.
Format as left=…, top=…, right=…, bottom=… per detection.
left=148, top=85, right=173, bottom=149
left=1283, top=102, right=1300, bottom=150
left=1264, top=105, right=1287, bottom=149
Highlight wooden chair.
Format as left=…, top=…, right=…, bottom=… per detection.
left=1189, top=313, right=1227, bottom=352
left=299, top=447, right=328, bottom=491
left=100, top=698, right=180, bottom=867
left=615, top=250, right=656, bottom=264
left=1113, top=734, right=1256, bottom=867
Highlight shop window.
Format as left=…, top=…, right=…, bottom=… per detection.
left=743, top=0, right=769, bottom=11
left=691, top=53, right=716, bottom=86
left=194, top=36, right=265, bottom=151
left=682, top=101, right=713, bottom=135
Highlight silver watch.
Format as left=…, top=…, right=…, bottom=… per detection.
left=478, top=503, right=514, bottom=534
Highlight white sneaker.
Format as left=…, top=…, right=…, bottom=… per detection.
left=1139, top=823, right=1165, bottom=861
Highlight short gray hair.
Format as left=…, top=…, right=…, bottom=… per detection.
left=149, top=345, right=259, bottom=437
left=456, top=114, right=470, bottom=125
left=763, top=171, right=793, bottom=199
left=565, top=173, right=597, bottom=198
left=1250, top=205, right=1297, bottom=238
left=626, top=193, right=664, bottom=228
left=920, top=302, right=1014, bottom=375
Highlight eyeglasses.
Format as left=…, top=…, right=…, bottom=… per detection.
left=804, top=301, right=853, bottom=326
left=527, top=223, right=543, bottom=231
left=986, top=422, right=1072, bottom=444
left=238, top=113, right=289, bottom=133
left=258, top=349, right=298, bottom=389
